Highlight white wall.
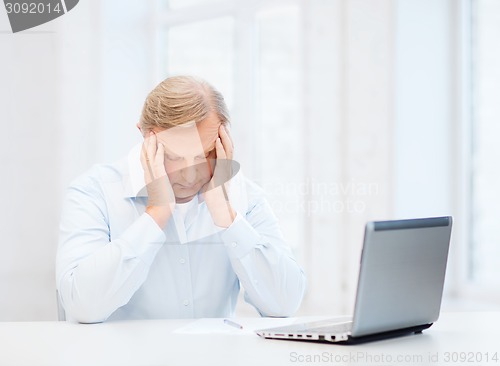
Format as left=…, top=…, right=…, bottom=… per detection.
left=0, top=0, right=156, bottom=320
left=393, top=0, right=459, bottom=300
left=0, top=7, right=59, bottom=320
left=58, top=0, right=155, bottom=188
left=300, top=0, right=394, bottom=315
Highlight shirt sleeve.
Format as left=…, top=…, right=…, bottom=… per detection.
left=220, top=187, right=307, bottom=317
left=56, top=173, right=166, bottom=323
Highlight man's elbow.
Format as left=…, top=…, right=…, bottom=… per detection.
left=260, top=299, right=302, bottom=318
left=262, top=281, right=307, bottom=317
left=59, top=290, right=111, bottom=324
left=64, top=303, right=109, bottom=324
left=279, top=273, right=307, bottom=316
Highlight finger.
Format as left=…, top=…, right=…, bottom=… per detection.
left=140, top=130, right=149, bottom=156
left=222, top=125, right=234, bottom=148
left=140, top=134, right=150, bottom=168
left=155, top=142, right=165, bottom=174
left=219, top=125, right=233, bottom=159
left=215, top=137, right=226, bottom=160
left=147, top=131, right=157, bottom=161
left=141, top=132, right=155, bottom=180
left=140, top=143, right=148, bottom=168
left=141, top=132, right=153, bottom=161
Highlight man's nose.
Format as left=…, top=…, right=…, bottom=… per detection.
left=180, top=162, right=198, bottom=184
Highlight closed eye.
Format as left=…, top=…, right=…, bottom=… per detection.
left=166, top=154, right=182, bottom=161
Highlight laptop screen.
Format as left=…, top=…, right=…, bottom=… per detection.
left=351, top=216, right=452, bottom=337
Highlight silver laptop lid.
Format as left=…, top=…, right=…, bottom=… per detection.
left=351, top=216, right=452, bottom=337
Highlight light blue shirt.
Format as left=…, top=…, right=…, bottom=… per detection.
left=56, top=144, right=306, bottom=323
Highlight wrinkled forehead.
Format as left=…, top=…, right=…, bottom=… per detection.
left=154, top=118, right=220, bottom=156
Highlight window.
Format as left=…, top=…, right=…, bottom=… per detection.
left=256, top=6, right=302, bottom=256
left=157, top=0, right=303, bottom=255
left=165, top=17, right=235, bottom=108
left=470, top=0, right=500, bottom=287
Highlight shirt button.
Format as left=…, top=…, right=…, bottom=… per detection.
left=179, top=258, right=186, bottom=264
left=183, top=299, right=189, bottom=306
left=231, top=241, right=237, bottom=248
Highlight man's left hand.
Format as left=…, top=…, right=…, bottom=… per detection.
left=202, top=124, right=236, bottom=228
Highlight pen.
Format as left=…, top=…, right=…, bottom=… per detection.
left=224, top=318, right=243, bottom=330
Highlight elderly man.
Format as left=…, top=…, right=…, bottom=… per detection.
left=56, top=76, right=306, bottom=323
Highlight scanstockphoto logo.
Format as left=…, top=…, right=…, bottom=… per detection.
left=3, top=0, right=78, bottom=33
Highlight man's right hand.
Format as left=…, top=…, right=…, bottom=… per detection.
left=140, top=131, right=175, bottom=229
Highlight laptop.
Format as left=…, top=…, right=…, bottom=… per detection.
left=255, top=216, right=453, bottom=344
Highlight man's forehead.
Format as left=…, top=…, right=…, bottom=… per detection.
left=155, top=121, right=218, bottom=155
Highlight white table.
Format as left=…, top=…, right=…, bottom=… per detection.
left=1, top=312, right=499, bottom=366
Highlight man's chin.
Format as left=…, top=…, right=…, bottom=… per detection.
left=174, top=191, right=198, bottom=203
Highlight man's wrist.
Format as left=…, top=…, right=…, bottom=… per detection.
left=213, top=206, right=236, bottom=228
left=145, top=206, right=172, bottom=229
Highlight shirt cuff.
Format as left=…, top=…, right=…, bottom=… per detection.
left=220, top=212, right=261, bottom=259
